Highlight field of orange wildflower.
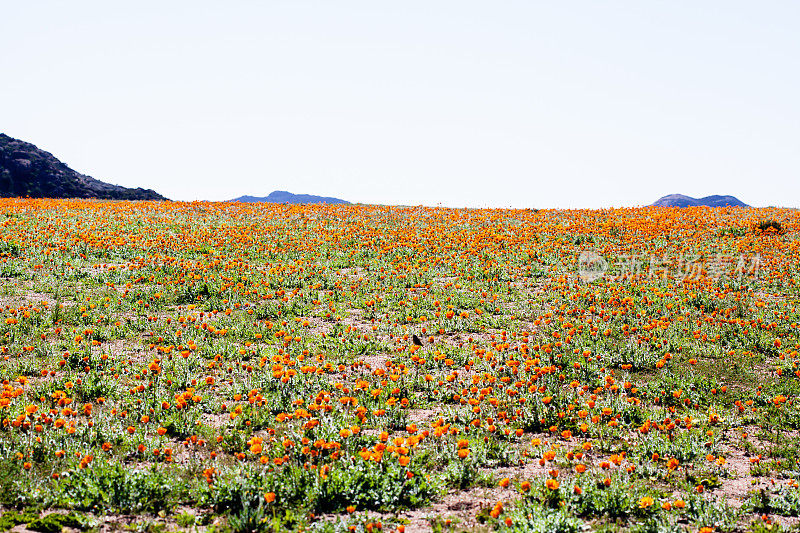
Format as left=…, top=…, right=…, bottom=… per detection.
left=0, top=199, right=798, bottom=533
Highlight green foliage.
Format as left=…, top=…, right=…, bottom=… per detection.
left=558, top=475, right=662, bottom=519
left=757, top=219, right=784, bottom=233
left=227, top=503, right=269, bottom=533
left=26, top=512, right=89, bottom=533
left=0, top=510, right=40, bottom=532
left=175, top=512, right=196, bottom=528
left=315, top=460, right=435, bottom=512
left=746, top=485, right=800, bottom=517
left=0, top=240, right=21, bottom=257
left=55, top=463, right=180, bottom=513
left=501, top=503, right=584, bottom=533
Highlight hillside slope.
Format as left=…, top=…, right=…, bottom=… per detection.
left=231, top=190, right=349, bottom=204
left=652, top=194, right=748, bottom=207
left=0, top=134, right=165, bottom=200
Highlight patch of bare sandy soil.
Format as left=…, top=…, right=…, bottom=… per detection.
left=706, top=440, right=800, bottom=530
left=0, top=289, right=58, bottom=310
left=717, top=444, right=765, bottom=508
left=397, top=485, right=513, bottom=533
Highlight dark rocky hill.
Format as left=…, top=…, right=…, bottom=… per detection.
left=652, top=194, right=748, bottom=208
left=231, top=191, right=349, bottom=204
left=0, top=134, right=165, bottom=200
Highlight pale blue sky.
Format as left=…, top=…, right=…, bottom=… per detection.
left=2, top=1, right=798, bottom=207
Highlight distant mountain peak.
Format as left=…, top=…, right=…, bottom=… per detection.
left=651, top=194, right=748, bottom=208
left=231, top=191, right=349, bottom=205
left=0, top=133, right=166, bottom=200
